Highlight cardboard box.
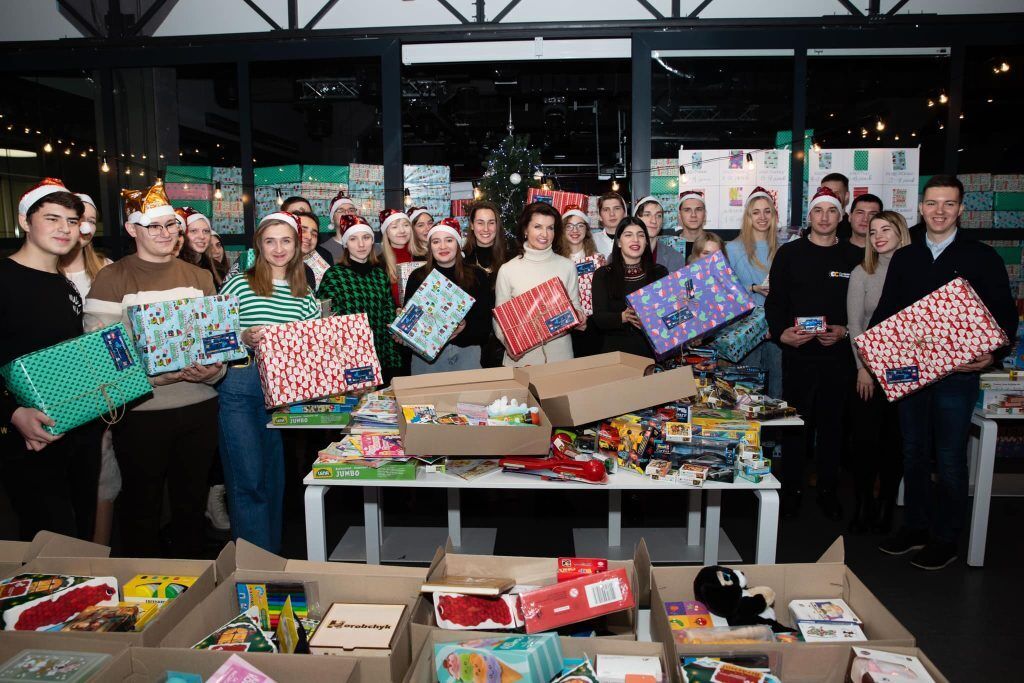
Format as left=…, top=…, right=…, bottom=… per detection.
left=520, top=352, right=697, bottom=427
left=393, top=368, right=553, bottom=456
left=120, top=647, right=359, bottom=682
left=2, top=555, right=215, bottom=646
left=160, top=567, right=426, bottom=683
left=409, top=540, right=651, bottom=655
left=403, top=630, right=670, bottom=683
left=0, top=531, right=109, bottom=578
left=0, top=632, right=132, bottom=682
left=651, top=538, right=915, bottom=672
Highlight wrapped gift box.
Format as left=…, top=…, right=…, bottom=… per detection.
left=164, top=165, right=213, bottom=184
left=164, top=183, right=212, bottom=201
left=574, top=253, right=605, bottom=317
left=390, top=269, right=475, bottom=360
left=256, top=314, right=382, bottom=408
left=212, top=166, right=244, bottom=235
left=405, top=165, right=452, bottom=223
left=650, top=176, right=679, bottom=195
left=960, top=173, right=992, bottom=193
left=995, top=211, right=1024, bottom=229
left=169, top=199, right=213, bottom=218
left=254, top=165, right=302, bottom=186
left=963, top=191, right=994, bottom=211
left=349, top=164, right=385, bottom=230
left=493, top=277, right=581, bottom=358
left=708, top=306, right=768, bottom=363
left=626, top=251, right=755, bottom=360
left=127, top=295, right=246, bottom=375
left=255, top=183, right=301, bottom=219
left=302, top=164, right=349, bottom=185
left=962, top=211, right=994, bottom=229
left=398, top=261, right=426, bottom=305
left=854, top=277, right=1010, bottom=401
left=0, top=324, right=152, bottom=435
left=994, top=174, right=1024, bottom=192
left=994, top=192, right=1024, bottom=211
left=450, top=198, right=472, bottom=218
left=525, top=188, right=590, bottom=214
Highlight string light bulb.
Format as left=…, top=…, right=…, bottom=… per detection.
left=533, top=169, right=544, bottom=181
left=610, top=175, right=620, bottom=192
left=64, top=148, right=71, bottom=155
left=138, top=169, right=144, bottom=176
left=744, top=152, right=754, bottom=170
left=812, top=142, right=822, bottom=153
left=43, top=142, right=52, bottom=153
left=100, top=157, right=109, bottom=173
left=1000, top=61, right=1010, bottom=72
left=214, top=181, right=223, bottom=200
left=403, top=188, right=413, bottom=206
left=875, top=119, right=886, bottom=132
left=472, top=182, right=482, bottom=201
left=939, top=93, right=948, bottom=104
left=275, top=189, right=284, bottom=206
left=927, top=99, right=935, bottom=107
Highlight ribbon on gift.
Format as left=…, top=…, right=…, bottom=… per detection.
left=15, top=357, right=133, bottom=431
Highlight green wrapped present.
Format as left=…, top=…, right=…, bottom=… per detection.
left=708, top=306, right=768, bottom=363
left=994, top=192, right=1024, bottom=211
left=170, top=199, right=213, bottom=217
left=164, top=165, right=213, bottom=184
left=303, top=164, right=349, bottom=184
left=254, top=164, right=302, bottom=186
left=0, top=324, right=152, bottom=435
left=650, top=176, right=679, bottom=195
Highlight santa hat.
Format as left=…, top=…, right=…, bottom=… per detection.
left=122, top=181, right=176, bottom=227
left=75, top=193, right=96, bottom=209
left=338, top=214, right=373, bottom=247
left=561, top=204, right=589, bottom=224
left=19, top=177, right=71, bottom=215
left=808, top=186, right=843, bottom=213
left=379, top=208, right=410, bottom=234
left=329, top=192, right=356, bottom=217
left=678, top=190, right=705, bottom=207
left=426, top=217, right=465, bottom=250
left=258, top=211, right=299, bottom=233
left=174, top=205, right=211, bottom=228
left=408, top=207, right=432, bottom=224
left=74, top=193, right=97, bottom=234
left=747, top=186, right=775, bottom=205
left=633, top=195, right=662, bottom=214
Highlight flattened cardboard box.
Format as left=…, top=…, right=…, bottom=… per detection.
left=650, top=538, right=915, bottom=672
left=403, top=630, right=671, bottom=683
left=5, top=555, right=215, bottom=647
left=0, top=531, right=109, bottom=578
left=0, top=632, right=132, bottom=682
left=521, top=352, right=698, bottom=427
left=121, top=646, right=359, bottom=682
left=393, top=367, right=553, bottom=456
left=160, top=568, right=425, bottom=683
left=409, top=540, right=651, bottom=655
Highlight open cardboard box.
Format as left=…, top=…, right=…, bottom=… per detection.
left=521, top=352, right=698, bottom=427
left=0, top=531, right=109, bottom=578
left=4, top=555, right=216, bottom=646
left=393, top=367, right=553, bottom=456
left=160, top=567, right=426, bottom=683
left=215, top=539, right=429, bottom=584
left=410, top=540, right=652, bottom=655
left=120, top=646, right=360, bottom=682
left=651, top=538, right=915, bottom=668
left=0, top=632, right=132, bottom=682
left=404, top=629, right=672, bottom=683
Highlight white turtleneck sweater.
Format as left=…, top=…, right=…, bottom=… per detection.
left=494, top=245, right=582, bottom=367
left=847, top=250, right=894, bottom=369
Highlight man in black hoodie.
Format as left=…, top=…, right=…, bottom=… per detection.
left=765, top=187, right=862, bottom=520
left=872, top=175, right=1016, bottom=570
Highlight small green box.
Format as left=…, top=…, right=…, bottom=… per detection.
left=303, top=164, right=349, bottom=184
left=254, top=165, right=302, bottom=185
left=994, top=193, right=1024, bottom=212
left=271, top=412, right=352, bottom=427
left=312, top=460, right=418, bottom=480
left=165, top=165, right=213, bottom=183
left=650, top=176, right=679, bottom=195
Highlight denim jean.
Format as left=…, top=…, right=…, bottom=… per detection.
left=218, top=362, right=284, bottom=553
left=897, top=371, right=980, bottom=544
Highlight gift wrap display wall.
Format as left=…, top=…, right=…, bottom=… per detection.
left=807, top=148, right=921, bottom=227
left=677, top=148, right=792, bottom=231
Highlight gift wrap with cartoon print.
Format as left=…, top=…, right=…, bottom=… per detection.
left=627, top=251, right=755, bottom=360
left=0, top=323, right=152, bottom=434
left=390, top=269, right=475, bottom=361
left=127, top=295, right=247, bottom=375
left=708, top=306, right=768, bottom=363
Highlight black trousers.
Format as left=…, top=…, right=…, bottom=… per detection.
left=2, top=421, right=102, bottom=541
left=113, top=398, right=218, bottom=558
left=849, top=379, right=903, bottom=505
left=780, top=352, right=854, bottom=493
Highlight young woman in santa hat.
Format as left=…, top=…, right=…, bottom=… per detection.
left=464, top=201, right=516, bottom=367
left=380, top=208, right=426, bottom=306
left=321, top=192, right=359, bottom=263
left=558, top=205, right=604, bottom=358
left=317, top=214, right=402, bottom=382
left=176, top=206, right=225, bottom=287
left=409, top=206, right=434, bottom=255
left=401, top=218, right=493, bottom=374
left=218, top=211, right=321, bottom=553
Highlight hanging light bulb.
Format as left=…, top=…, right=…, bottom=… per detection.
left=183, top=184, right=189, bottom=190
left=80, top=151, right=87, bottom=158
left=999, top=61, right=1010, bottom=73
left=125, top=167, right=131, bottom=175
left=744, top=153, right=754, bottom=170
left=214, top=181, right=223, bottom=200
left=927, top=99, right=935, bottom=108
left=473, top=182, right=482, bottom=201
left=275, top=189, right=284, bottom=206
left=43, top=142, right=52, bottom=153
left=610, top=174, right=620, bottom=192
left=812, top=142, right=822, bottom=153
left=939, top=93, right=948, bottom=104
left=860, top=127, right=868, bottom=137
left=875, top=119, right=886, bottom=132
left=64, top=147, right=71, bottom=155
left=403, top=188, right=413, bottom=207
left=100, top=157, right=109, bottom=173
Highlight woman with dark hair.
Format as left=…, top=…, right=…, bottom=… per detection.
left=206, top=232, right=232, bottom=287
left=464, top=201, right=515, bottom=367
left=494, top=202, right=583, bottom=366
left=589, top=217, right=668, bottom=358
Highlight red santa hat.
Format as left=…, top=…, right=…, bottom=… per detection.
left=408, top=207, right=432, bottom=224
left=747, top=186, right=775, bottom=205
left=329, top=192, right=356, bottom=217
left=633, top=195, right=662, bottom=215
left=678, top=189, right=705, bottom=207
left=19, top=177, right=71, bottom=215
left=426, top=217, right=465, bottom=250
left=258, top=211, right=299, bottom=233
left=338, top=214, right=373, bottom=247
left=379, top=208, right=411, bottom=234
left=174, top=205, right=211, bottom=228
left=808, top=186, right=843, bottom=213
left=75, top=193, right=96, bottom=234
left=561, top=204, right=589, bottom=224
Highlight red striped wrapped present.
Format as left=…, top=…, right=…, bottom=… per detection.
left=493, top=277, right=581, bottom=358
left=164, top=182, right=212, bottom=201
left=525, top=188, right=590, bottom=215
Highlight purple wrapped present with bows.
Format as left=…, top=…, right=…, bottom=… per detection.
left=626, top=251, right=755, bottom=360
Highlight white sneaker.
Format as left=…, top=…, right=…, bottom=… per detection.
left=205, top=484, right=231, bottom=531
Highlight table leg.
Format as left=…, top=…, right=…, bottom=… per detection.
left=608, top=490, right=622, bottom=548
left=687, top=490, right=702, bottom=546
left=968, top=414, right=997, bottom=567
left=363, top=487, right=382, bottom=565
left=753, top=489, right=779, bottom=564
left=447, top=488, right=462, bottom=548
left=304, top=485, right=328, bottom=562
left=703, top=490, right=722, bottom=565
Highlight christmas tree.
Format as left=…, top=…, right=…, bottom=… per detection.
left=477, top=134, right=542, bottom=234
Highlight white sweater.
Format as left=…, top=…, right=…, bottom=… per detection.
left=592, top=230, right=616, bottom=257
left=494, top=245, right=582, bottom=367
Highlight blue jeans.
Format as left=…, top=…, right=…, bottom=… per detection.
left=897, top=372, right=980, bottom=544
left=218, top=362, right=284, bottom=553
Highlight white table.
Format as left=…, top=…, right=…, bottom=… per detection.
left=967, top=409, right=1024, bottom=567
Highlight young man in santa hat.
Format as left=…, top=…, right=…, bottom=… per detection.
left=765, top=186, right=862, bottom=521
left=85, top=181, right=224, bottom=559
left=320, top=192, right=360, bottom=263
left=0, top=178, right=104, bottom=542
left=592, top=192, right=627, bottom=257
left=819, top=172, right=853, bottom=241
left=872, top=175, right=1016, bottom=570
left=676, top=190, right=710, bottom=261
left=634, top=195, right=685, bottom=273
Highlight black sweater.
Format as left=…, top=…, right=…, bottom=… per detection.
left=404, top=263, right=494, bottom=348
left=590, top=263, right=669, bottom=358
left=870, top=231, right=1017, bottom=361
left=765, top=237, right=862, bottom=359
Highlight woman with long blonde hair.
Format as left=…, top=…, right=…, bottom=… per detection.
left=378, top=208, right=425, bottom=306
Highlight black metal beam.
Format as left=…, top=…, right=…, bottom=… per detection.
left=238, top=60, right=255, bottom=243
left=630, top=34, right=652, bottom=201
left=887, top=0, right=911, bottom=16
left=305, top=0, right=342, bottom=30
left=636, top=0, right=665, bottom=20
left=868, top=0, right=881, bottom=16
left=240, top=0, right=283, bottom=30
left=476, top=0, right=486, bottom=23
left=97, top=67, right=123, bottom=257
left=672, top=0, right=681, bottom=19
left=944, top=46, right=965, bottom=176
left=492, top=0, right=522, bottom=23
left=836, top=0, right=864, bottom=17
left=382, top=40, right=403, bottom=211
left=288, top=0, right=298, bottom=29
left=129, top=0, right=179, bottom=37
left=55, top=0, right=103, bottom=38
left=435, top=0, right=470, bottom=24
left=689, top=0, right=714, bottom=19
left=790, top=49, right=807, bottom=228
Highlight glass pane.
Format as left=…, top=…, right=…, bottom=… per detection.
left=961, top=45, right=1022, bottom=174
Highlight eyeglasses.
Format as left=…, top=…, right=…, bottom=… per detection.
left=565, top=221, right=589, bottom=231
left=139, top=222, right=181, bottom=236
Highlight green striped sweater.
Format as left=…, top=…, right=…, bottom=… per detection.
left=220, top=275, right=321, bottom=329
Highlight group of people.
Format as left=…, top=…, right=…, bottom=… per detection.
left=1, top=169, right=1015, bottom=571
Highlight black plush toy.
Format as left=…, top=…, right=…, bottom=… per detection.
left=693, top=565, right=792, bottom=633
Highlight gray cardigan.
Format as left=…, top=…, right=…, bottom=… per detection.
left=847, top=252, right=893, bottom=369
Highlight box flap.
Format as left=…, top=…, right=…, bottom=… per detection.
left=393, top=367, right=518, bottom=392
left=29, top=530, right=109, bottom=560
left=214, top=541, right=238, bottom=581
left=633, top=538, right=653, bottom=608
left=817, top=537, right=845, bottom=564
left=0, top=540, right=31, bottom=564
left=234, top=539, right=287, bottom=572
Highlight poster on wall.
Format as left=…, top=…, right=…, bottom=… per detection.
left=677, top=148, right=792, bottom=231
left=808, top=147, right=920, bottom=226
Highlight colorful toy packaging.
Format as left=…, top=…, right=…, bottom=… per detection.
left=0, top=574, right=119, bottom=631
left=126, top=295, right=246, bottom=375
left=193, top=608, right=277, bottom=653
left=123, top=574, right=197, bottom=604
left=493, top=277, right=582, bottom=357
left=391, top=269, right=475, bottom=360
left=434, top=633, right=563, bottom=683
left=708, top=306, right=767, bottom=363
left=518, top=568, right=634, bottom=634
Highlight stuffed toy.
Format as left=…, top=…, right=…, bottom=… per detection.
left=693, top=565, right=792, bottom=633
